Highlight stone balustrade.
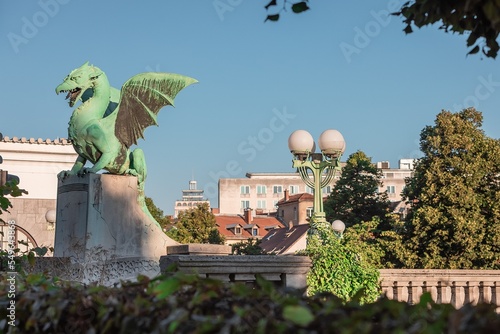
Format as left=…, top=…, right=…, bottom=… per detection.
left=379, top=269, right=500, bottom=311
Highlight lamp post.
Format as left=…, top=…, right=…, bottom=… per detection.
left=288, top=129, right=346, bottom=240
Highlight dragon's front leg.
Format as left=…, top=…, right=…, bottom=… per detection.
left=79, top=124, right=119, bottom=174
left=58, top=155, right=86, bottom=179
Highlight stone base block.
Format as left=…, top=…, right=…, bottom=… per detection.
left=26, top=256, right=160, bottom=286
left=54, top=174, right=178, bottom=261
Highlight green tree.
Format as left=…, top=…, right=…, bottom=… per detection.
left=324, top=150, right=393, bottom=231
left=264, top=1, right=500, bottom=58
left=231, top=238, right=267, bottom=255
left=167, top=203, right=224, bottom=244
left=145, top=196, right=172, bottom=231
left=401, top=108, right=500, bottom=269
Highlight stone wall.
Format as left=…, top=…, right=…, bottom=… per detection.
left=4, top=197, right=56, bottom=248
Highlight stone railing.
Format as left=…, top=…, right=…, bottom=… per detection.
left=160, top=255, right=312, bottom=289
left=379, top=269, right=500, bottom=311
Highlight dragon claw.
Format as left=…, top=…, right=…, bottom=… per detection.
left=57, top=170, right=70, bottom=180
left=125, top=169, right=138, bottom=176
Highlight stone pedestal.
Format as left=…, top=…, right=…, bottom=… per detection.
left=53, top=173, right=179, bottom=284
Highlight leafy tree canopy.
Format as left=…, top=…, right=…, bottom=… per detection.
left=264, top=0, right=500, bottom=58
left=324, top=150, right=393, bottom=231
left=396, top=0, right=500, bottom=58
left=402, top=108, right=500, bottom=269
left=167, top=203, right=224, bottom=244
left=145, top=196, right=172, bottom=231
left=231, top=238, right=267, bottom=255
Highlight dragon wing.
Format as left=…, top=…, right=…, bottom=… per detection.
left=115, top=72, right=198, bottom=147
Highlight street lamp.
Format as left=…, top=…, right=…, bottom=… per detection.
left=331, top=219, right=346, bottom=238
left=288, top=129, right=345, bottom=240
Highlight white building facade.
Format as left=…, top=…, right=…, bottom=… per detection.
left=218, top=160, right=414, bottom=216
left=0, top=136, right=77, bottom=251
left=218, top=172, right=338, bottom=215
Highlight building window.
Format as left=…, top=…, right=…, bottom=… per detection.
left=273, top=185, right=282, bottom=194
left=306, top=207, right=313, bottom=218
left=257, top=200, right=266, bottom=209
left=240, top=185, right=250, bottom=195
left=289, top=185, right=299, bottom=194
left=322, top=186, right=332, bottom=194
left=252, top=228, right=258, bottom=236
left=387, top=185, right=396, bottom=194
left=257, top=185, right=267, bottom=194
left=241, top=200, right=250, bottom=209
left=235, top=227, right=241, bottom=234
left=306, top=186, right=314, bottom=194
left=294, top=206, right=297, bottom=220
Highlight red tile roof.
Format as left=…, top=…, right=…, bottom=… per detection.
left=259, top=224, right=309, bottom=255
left=215, top=214, right=284, bottom=241
left=278, top=193, right=314, bottom=205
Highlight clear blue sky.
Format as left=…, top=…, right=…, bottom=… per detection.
left=1, top=1, right=499, bottom=215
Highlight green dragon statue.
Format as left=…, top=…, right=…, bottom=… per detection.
left=55, top=62, right=197, bottom=214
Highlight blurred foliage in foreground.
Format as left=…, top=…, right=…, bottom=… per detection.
left=0, top=270, right=499, bottom=333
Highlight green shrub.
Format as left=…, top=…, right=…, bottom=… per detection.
left=0, top=271, right=498, bottom=333
left=300, top=222, right=381, bottom=304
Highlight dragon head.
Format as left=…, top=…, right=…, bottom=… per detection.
left=55, top=61, right=103, bottom=107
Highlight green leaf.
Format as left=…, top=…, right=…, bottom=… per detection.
left=265, top=14, right=280, bottom=22
left=283, top=305, right=314, bottom=327
left=27, top=251, right=35, bottom=266
left=0, top=197, right=11, bottom=211
left=292, top=2, right=310, bottom=14
left=265, top=0, right=277, bottom=10
left=153, top=277, right=180, bottom=298
left=467, top=45, right=480, bottom=55
left=418, top=292, right=433, bottom=307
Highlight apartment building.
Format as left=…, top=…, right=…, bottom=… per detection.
left=218, top=159, right=414, bottom=216
left=377, top=159, right=414, bottom=201
left=218, top=172, right=338, bottom=215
